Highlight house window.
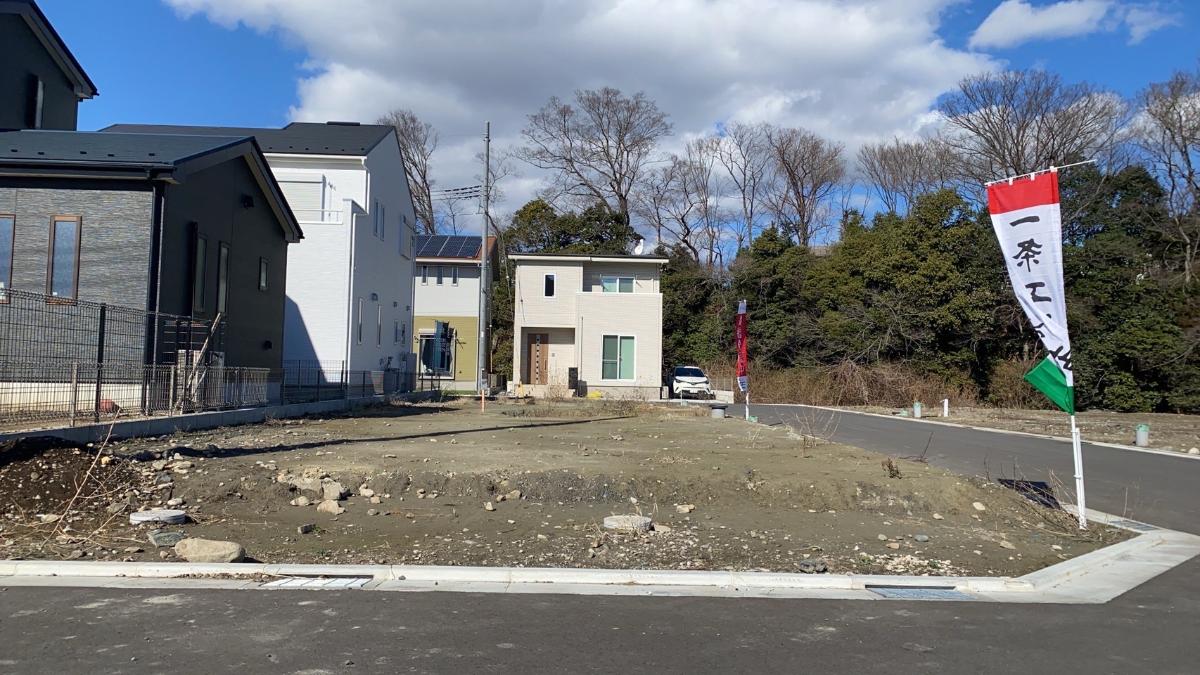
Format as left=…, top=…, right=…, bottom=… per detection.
left=451, top=266, right=459, bottom=286
left=376, top=306, right=382, bottom=346
left=0, top=214, right=13, bottom=301
left=544, top=273, right=555, bottom=297
left=419, top=333, right=452, bottom=375
left=601, top=275, right=634, bottom=293
left=356, top=298, right=364, bottom=344
left=47, top=216, right=81, bottom=301
left=379, top=204, right=385, bottom=240
left=420, top=265, right=428, bottom=285
left=258, top=257, right=269, bottom=292
left=601, top=335, right=635, bottom=380
left=394, top=319, right=401, bottom=343
left=436, top=266, right=444, bottom=285
left=192, top=233, right=207, bottom=312
left=216, top=242, right=230, bottom=314
left=28, top=76, right=44, bottom=129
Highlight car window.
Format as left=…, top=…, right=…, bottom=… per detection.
left=674, top=367, right=705, bottom=377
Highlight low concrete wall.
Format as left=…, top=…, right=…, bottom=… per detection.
left=0, top=390, right=441, bottom=446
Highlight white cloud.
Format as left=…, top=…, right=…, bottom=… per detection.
left=166, top=0, right=999, bottom=216
left=1122, top=5, right=1180, bottom=44
left=969, top=1, right=1178, bottom=50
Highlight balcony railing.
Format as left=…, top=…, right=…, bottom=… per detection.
left=291, top=208, right=344, bottom=224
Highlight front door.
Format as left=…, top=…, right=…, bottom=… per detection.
left=526, top=333, right=549, bottom=385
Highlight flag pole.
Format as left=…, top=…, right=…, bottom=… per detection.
left=1070, top=414, right=1087, bottom=528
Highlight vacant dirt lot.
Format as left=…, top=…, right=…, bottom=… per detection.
left=0, top=400, right=1125, bottom=576
left=852, top=405, right=1200, bottom=453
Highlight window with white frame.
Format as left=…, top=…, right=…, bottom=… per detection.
left=420, top=265, right=428, bottom=285
left=376, top=306, right=382, bottom=346
left=356, top=297, right=364, bottom=344
left=601, top=275, right=634, bottom=293
left=436, top=266, right=444, bottom=285
left=601, top=335, right=635, bottom=380
left=543, top=273, right=555, bottom=297
left=451, top=266, right=459, bottom=286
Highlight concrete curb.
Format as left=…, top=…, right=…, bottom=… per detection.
left=0, top=390, right=441, bottom=445
left=4, top=508, right=1196, bottom=603
left=760, top=403, right=1199, bottom=461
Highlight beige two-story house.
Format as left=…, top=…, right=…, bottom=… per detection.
left=510, top=253, right=667, bottom=399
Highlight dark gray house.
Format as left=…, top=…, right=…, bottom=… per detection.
left=0, top=0, right=97, bottom=131
left=0, top=130, right=302, bottom=371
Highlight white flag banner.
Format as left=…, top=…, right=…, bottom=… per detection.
left=987, top=171, right=1074, bottom=408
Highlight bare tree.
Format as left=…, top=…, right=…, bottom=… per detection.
left=858, top=136, right=956, bottom=214
left=378, top=109, right=438, bottom=234
left=938, top=70, right=1127, bottom=186
left=638, top=156, right=703, bottom=262
left=515, top=87, right=672, bottom=218
left=1135, top=69, right=1200, bottom=285
left=763, top=126, right=846, bottom=247
left=715, top=122, right=770, bottom=248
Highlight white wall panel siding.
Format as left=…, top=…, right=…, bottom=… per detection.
left=413, top=263, right=480, bottom=317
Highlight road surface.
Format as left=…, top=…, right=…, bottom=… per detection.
left=743, top=404, right=1200, bottom=534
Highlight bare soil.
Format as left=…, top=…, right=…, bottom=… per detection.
left=0, top=400, right=1126, bottom=577
left=851, top=405, right=1200, bottom=453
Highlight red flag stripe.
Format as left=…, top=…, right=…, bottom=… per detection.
left=986, top=171, right=1060, bottom=214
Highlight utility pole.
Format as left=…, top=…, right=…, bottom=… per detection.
left=477, top=121, right=491, bottom=410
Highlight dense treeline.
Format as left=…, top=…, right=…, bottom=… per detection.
left=385, top=67, right=1199, bottom=412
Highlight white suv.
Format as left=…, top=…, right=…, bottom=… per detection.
left=669, top=366, right=712, bottom=399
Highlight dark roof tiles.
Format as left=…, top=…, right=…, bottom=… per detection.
left=101, top=122, right=394, bottom=156
left=0, top=129, right=249, bottom=167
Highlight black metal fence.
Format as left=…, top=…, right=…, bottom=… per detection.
left=281, top=360, right=412, bottom=404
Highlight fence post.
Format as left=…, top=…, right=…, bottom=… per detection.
left=94, top=303, right=107, bottom=423
left=69, top=362, right=78, bottom=427
left=168, top=366, right=177, bottom=413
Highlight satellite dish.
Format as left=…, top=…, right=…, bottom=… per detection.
left=633, top=238, right=644, bottom=255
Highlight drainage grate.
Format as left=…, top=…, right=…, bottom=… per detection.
left=1107, top=519, right=1158, bottom=533
left=262, top=577, right=371, bottom=590
left=868, top=586, right=975, bottom=601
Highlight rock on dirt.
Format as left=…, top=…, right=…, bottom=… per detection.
left=316, top=500, right=345, bottom=515
left=174, top=538, right=245, bottom=563
left=322, top=482, right=348, bottom=502
left=359, top=486, right=375, bottom=498
left=484, top=502, right=496, bottom=511
left=914, top=534, right=931, bottom=543
left=675, top=504, right=696, bottom=514
left=147, top=531, right=186, bottom=548
left=603, top=515, right=653, bottom=532
left=972, top=502, right=987, bottom=512
left=290, top=496, right=311, bottom=507
left=297, top=523, right=316, bottom=535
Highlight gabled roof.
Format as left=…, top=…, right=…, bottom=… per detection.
left=415, top=235, right=483, bottom=260
left=100, top=122, right=396, bottom=157
left=1, top=0, right=97, bottom=99
left=0, top=130, right=302, bottom=242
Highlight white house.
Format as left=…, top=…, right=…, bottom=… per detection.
left=103, top=122, right=418, bottom=380
left=412, top=235, right=498, bottom=391
left=510, top=253, right=667, bottom=399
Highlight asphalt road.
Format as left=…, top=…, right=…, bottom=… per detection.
left=2, top=406, right=1197, bottom=674
left=2, top=556, right=1199, bottom=674
left=742, top=404, right=1200, bottom=534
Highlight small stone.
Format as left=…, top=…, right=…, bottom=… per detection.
left=972, top=502, right=987, bottom=512
left=797, top=559, right=828, bottom=574
left=166, top=498, right=185, bottom=507
left=932, top=513, right=944, bottom=520
left=290, top=496, right=311, bottom=507
left=877, top=534, right=888, bottom=541
left=317, top=500, right=345, bottom=515
left=484, top=502, right=496, bottom=512
left=367, top=509, right=378, bottom=516
left=1188, top=447, right=1199, bottom=455
left=369, top=496, right=382, bottom=505
left=37, top=514, right=61, bottom=524
left=106, top=502, right=128, bottom=515
left=1051, top=544, right=1063, bottom=551
left=147, top=530, right=186, bottom=548
left=914, top=534, right=930, bottom=543
left=998, top=540, right=1016, bottom=550
left=297, top=523, right=316, bottom=535
left=536, top=534, right=548, bottom=541
left=174, top=538, right=245, bottom=563
left=506, top=489, right=522, bottom=501
left=675, top=504, right=696, bottom=514
left=123, top=546, right=143, bottom=554
left=322, top=481, right=347, bottom=502
left=359, top=487, right=375, bottom=498
left=66, top=549, right=84, bottom=560
left=172, top=461, right=194, bottom=470
left=886, top=542, right=901, bottom=550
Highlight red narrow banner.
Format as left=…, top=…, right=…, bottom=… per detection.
left=735, top=299, right=748, bottom=392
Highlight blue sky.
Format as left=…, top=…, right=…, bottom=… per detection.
left=37, top=0, right=1200, bottom=220
left=40, top=0, right=1197, bottom=134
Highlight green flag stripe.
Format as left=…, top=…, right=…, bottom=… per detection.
left=1024, top=357, right=1075, bottom=414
